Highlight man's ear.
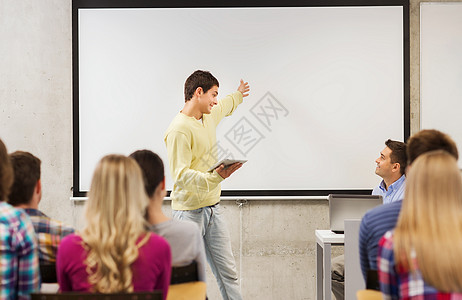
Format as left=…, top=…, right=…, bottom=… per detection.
left=35, top=179, right=42, bottom=204
left=392, top=162, right=400, bottom=173
left=36, top=179, right=42, bottom=195
left=156, top=177, right=166, bottom=195
left=194, top=87, right=203, bottom=97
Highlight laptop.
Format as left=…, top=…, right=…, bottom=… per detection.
left=328, top=194, right=382, bottom=233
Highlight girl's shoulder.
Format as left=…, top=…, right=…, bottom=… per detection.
left=144, top=232, right=170, bottom=249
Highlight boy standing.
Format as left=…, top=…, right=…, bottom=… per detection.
left=165, top=70, right=249, bottom=299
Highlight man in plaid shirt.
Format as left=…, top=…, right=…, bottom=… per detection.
left=8, top=151, right=74, bottom=264
left=0, top=138, right=40, bottom=299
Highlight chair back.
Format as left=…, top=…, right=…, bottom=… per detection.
left=171, top=261, right=199, bottom=284
left=168, top=261, right=206, bottom=300
left=366, top=269, right=380, bottom=291
left=40, top=263, right=57, bottom=283
left=31, top=292, right=162, bottom=300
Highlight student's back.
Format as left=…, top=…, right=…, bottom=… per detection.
left=58, top=233, right=170, bottom=292
left=130, top=149, right=207, bottom=283
left=359, top=199, right=402, bottom=279
left=0, top=202, right=40, bottom=298
left=56, top=155, right=171, bottom=299
left=151, top=219, right=206, bottom=282
left=8, top=151, right=75, bottom=264
left=0, top=138, right=40, bottom=299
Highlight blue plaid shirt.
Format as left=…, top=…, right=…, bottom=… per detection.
left=0, top=202, right=40, bottom=299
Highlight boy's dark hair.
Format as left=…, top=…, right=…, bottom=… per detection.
left=129, top=150, right=164, bottom=198
left=8, top=151, right=41, bottom=206
left=407, top=129, right=458, bottom=165
left=184, top=70, right=219, bottom=102
left=385, top=139, right=407, bottom=175
left=0, top=139, right=13, bottom=202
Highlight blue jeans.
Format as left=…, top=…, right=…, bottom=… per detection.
left=173, top=204, right=243, bottom=300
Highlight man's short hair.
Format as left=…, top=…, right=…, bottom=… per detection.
left=8, top=151, right=41, bottom=206
left=184, top=70, right=219, bottom=102
left=385, top=139, right=407, bottom=175
left=0, top=138, right=13, bottom=202
left=407, top=129, right=459, bottom=164
left=129, top=150, right=164, bottom=198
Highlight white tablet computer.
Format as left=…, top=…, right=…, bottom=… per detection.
left=207, top=159, right=247, bottom=172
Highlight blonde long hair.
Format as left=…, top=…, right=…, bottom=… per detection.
left=394, top=150, right=462, bottom=291
left=81, top=154, right=150, bottom=292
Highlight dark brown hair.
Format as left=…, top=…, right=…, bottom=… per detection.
left=407, top=129, right=458, bottom=165
left=129, top=150, right=164, bottom=198
left=0, top=139, right=13, bottom=202
left=184, top=70, right=219, bottom=102
left=385, top=139, right=407, bottom=175
left=8, top=151, right=41, bottom=206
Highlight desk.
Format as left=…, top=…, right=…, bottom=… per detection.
left=316, top=230, right=344, bottom=300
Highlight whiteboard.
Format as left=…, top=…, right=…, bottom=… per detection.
left=73, top=2, right=409, bottom=196
left=420, top=2, right=462, bottom=168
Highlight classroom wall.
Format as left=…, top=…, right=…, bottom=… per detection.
left=1, top=0, right=458, bottom=298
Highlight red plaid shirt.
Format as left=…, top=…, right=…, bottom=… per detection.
left=378, top=230, right=462, bottom=300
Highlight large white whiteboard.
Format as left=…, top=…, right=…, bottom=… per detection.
left=421, top=2, right=462, bottom=168
left=74, top=3, right=408, bottom=196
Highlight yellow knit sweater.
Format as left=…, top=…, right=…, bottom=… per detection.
left=164, top=91, right=243, bottom=210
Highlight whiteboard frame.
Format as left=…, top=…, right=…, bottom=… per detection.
left=72, top=0, right=410, bottom=197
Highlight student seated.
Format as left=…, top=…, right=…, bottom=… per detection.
left=130, top=150, right=206, bottom=282
left=8, top=151, right=74, bottom=264
left=378, top=150, right=462, bottom=299
left=57, top=155, right=171, bottom=298
left=332, top=139, right=407, bottom=300
left=359, top=129, right=458, bottom=282
left=0, top=138, right=40, bottom=299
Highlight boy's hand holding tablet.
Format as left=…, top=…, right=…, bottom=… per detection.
left=208, top=159, right=247, bottom=179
